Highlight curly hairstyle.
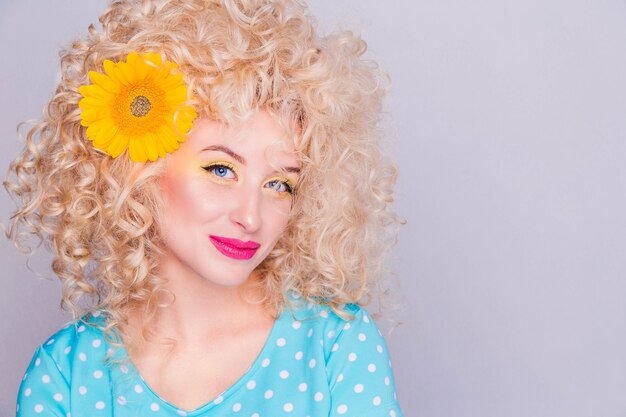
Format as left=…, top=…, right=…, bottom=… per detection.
left=4, top=0, right=400, bottom=348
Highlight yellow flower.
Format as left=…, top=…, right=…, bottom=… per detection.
left=79, top=52, right=197, bottom=162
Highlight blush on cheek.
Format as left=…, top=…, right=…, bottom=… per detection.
left=162, top=171, right=233, bottom=226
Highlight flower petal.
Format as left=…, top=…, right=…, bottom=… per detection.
left=108, top=134, right=130, bottom=158
left=88, top=71, right=120, bottom=94
left=128, top=137, right=147, bottom=162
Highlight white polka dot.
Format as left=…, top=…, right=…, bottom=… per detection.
left=134, top=384, right=143, bottom=394
left=233, top=403, right=242, bottom=412
left=337, top=404, right=348, bottom=414
left=251, top=414, right=259, bottom=417
left=41, top=375, right=50, bottom=384
left=92, top=339, right=102, bottom=348
left=385, top=376, right=390, bottom=386
left=298, top=382, right=307, bottom=392
left=93, top=310, right=101, bottom=317
left=66, top=413, right=70, bottom=417
left=35, top=358, right=41, bottom=367
left=295, top=351, right=303, bottom=360
left=348, top=353, right=357, bottom=362
left=79, top=386, right=87, bottom=395
left=246, top=380, right=256, bottom=389
left=120, top=365, right=129, bottom=374
left=24, top=388, right=31, bottom=396
left=264, top=390, right=274, bottom=399
left=390, top=411, right=397, bottom=417
left=79, top=353, right=87, bottom=362
left=307, top=329, right=313, bottom=338
left=150, top=402, right=160, bottom=411
left=354, top=384, right=364, bottom=393
left=368, top=363, right=377, bottom=372
left=54, top=393, right=63, bottom=402
left=276, top=338, right=286, bottom=347
left=314, top=392, right=323, bottom=402
left=177, top=410, right=187, bottom=416
left=77, top=325, right=86, bottom=333
left=57, top=364, right=63, bottom=372
left=332, top=343, right=339, bottom=352
left=292, top=321, right=301, bottom=329
left=309, top=359, right=316, bottom=368
left=320, top=339, right=324, bottom=346
left=64, top=346, right=72, bottom=355
left=279, top=370, right=289, bottom=379
left=214, top=395, right=223, bottom=404
left=343, top=323, right=351, bottom=330
left=337, top=373, right=344, bottom=382
left=46, top=338, right=55, bottom=346
left=377, top=344, right=383, bottom=353
left=34, top=404, right=44, bottom=413
left=327, top=330, right=335, bottom=338
left=262, top=358, right=270, bottom=367
left=363, top=315, right=370, bottom=323
left=284, top=403, right=294, bottom=412
left=22, top=373, right=28, bottom=381
left=93, top=370, right=103, bottom=379
left=373, top=396, right=382, bottom=406
left=95, top=401, right=105, bottom=410
left=358, top=333, right=367, bottom=341
left=320, top=310, right=328, bottom=318
left=117, top=396, right=127, bottom=405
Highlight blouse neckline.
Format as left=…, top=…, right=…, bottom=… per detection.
left=117, top=308, right=286, bottom=415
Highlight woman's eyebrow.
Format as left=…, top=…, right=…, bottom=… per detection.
left=201, top=145, right=245, bottom=164
left=284, top=166, right=301, bottom=174
left=202, top=145, right=301, bottom=174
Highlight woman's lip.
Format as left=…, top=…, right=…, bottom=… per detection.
left=209, top=235, right=260, bottom=260
left=209, top=235, right=260, bottom=249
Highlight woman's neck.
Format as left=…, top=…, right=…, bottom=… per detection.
left=128, top=252, right=271, bottom=348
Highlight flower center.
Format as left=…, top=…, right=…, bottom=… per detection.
left=130, top=95, right=152, bottom=117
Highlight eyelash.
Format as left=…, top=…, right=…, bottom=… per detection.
left=202, top=162, right=237, bottom=180
left=202, top=162, right=295, bottom=195
left=265, top=178, right=295, bottom=195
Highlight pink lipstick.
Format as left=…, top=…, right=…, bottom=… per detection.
left=209, top=235, right=260, bottom=260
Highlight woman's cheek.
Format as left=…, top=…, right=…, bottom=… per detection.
left=180, top=179, right=235, bottom=220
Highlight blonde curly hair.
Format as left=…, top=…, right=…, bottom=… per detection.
left=4, top=0, right=400, bottom=347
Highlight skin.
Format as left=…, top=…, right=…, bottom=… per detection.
left=127, top=110, right=300, bottom=410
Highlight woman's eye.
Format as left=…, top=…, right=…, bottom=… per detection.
left=266, top=179, right=293, bottom=194
left=203, top=164, right=236, bottom=180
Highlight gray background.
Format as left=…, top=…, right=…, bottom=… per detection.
left=2, top=1, right=626, bottom=416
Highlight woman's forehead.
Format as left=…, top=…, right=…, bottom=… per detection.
left=185, top=113, right=300, bottom=164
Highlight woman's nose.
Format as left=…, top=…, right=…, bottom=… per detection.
left=229, top=186, right=262, bottom=233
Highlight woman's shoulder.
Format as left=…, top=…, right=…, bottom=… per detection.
left=35, top=311, right=109, bottom=376
left=17, top=312, right=117, bottom=415
left=283, top=300, right=386, bottom=355
left=276, top=300, right=401, bottom=414
left=287, top=299, right=374, bottom=326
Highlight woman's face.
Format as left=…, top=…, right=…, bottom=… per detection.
left=158, top=110, right=300, bottom=288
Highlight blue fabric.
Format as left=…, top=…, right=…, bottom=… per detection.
left=17, top=304, right=403, bottom=417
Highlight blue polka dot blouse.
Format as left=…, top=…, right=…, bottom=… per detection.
left=17, top=303, right=403, bottom=416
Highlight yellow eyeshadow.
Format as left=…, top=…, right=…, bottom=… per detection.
left=202, top=160, right=238, bottom=182
left=265, top=176, right=297, bottom=194
left=202, top=160, right=236, bottom=170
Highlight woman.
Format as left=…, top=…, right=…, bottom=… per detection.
left=6, top=0, right=402, bottom=415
